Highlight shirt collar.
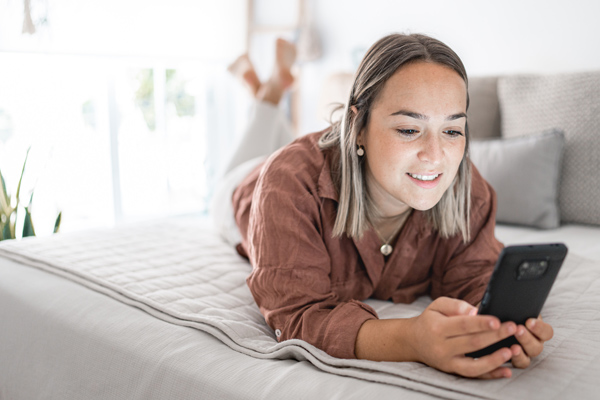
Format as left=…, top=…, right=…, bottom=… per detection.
left=317, top=147, right=339, bottom=202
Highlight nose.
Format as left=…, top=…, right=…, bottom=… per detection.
left=417, top=132, right=443, bottom=165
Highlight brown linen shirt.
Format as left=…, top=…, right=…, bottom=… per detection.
left=232, top=130, right=504, bottom=360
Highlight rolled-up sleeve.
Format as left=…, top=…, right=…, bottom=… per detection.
left=242, top=148, right=377, bottom=359
left=430, top=165, right=505, bottom=305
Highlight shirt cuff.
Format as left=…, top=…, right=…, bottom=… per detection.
left=321, top=300, right=378, bottom=359
left=462, top=278, right=490, bottom=306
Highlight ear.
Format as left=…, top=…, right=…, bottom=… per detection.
left=356, top=129, right=363, bottom=146
left=351, top=105, right=365, bottom=146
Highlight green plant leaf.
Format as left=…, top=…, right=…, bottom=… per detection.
left=11, top=148, right=31, bottom=234
left=12, top=206, right=18, bottom=238
left=0, top=193, right=9, bottom=217
left=0, top=167, right=9, bottom=205
left=2, top=218, right=12, bottom=240
left=53, top=212, right=62, bottom=234
left=15, top=147, right=31, bottom=206
left=22, top=206, right=35, bottom=237
left=0, top=168, right=11, bottom=215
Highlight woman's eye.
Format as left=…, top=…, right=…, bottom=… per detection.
left=444, top=130, right=464, bottom=137
left=396, top=129, right=419, bottom=136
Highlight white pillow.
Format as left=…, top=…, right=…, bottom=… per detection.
left=469, top=129, right=565, bottom=229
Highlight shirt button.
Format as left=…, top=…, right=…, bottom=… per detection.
left=275, top=329, right=282, bottom=338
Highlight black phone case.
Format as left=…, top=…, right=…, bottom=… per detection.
left=466, top=243, right=568, bottom=358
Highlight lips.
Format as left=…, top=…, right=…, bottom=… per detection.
left=407, top=172, right=440, bottom=181
left=406, top=172, right=442, bottom=189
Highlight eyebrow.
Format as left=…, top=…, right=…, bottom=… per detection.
left=390, top=109, right=467, bottom=121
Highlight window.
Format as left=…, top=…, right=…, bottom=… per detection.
left=0, top=0, right=247, bottom=235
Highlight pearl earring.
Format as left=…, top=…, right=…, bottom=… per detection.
left=357, top=145, right=365, bottom=156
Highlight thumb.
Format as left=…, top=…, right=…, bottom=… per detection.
left=430, top=296, right=477, bottom=317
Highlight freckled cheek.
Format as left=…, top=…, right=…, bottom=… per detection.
left=372, top=142, right=410, bottom=177
left=449, top=140, right=466, bottom=167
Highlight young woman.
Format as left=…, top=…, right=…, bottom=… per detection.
left=213, top=34, right=554, bottom=380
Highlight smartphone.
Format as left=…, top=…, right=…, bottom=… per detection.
left=466, top=243, right=568, bottom=358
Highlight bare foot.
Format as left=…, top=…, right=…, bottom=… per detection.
left=257, top=38, right=297, bottom=105
left=228, top=54, right=261, bottom=96
left=274, top=38, right=296, bottom=89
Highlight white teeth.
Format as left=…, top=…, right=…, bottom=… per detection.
left=409, top=173, right=439, bottom=181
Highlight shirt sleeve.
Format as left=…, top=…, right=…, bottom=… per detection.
left=241, top=148, right=378, bottom=359
left=430, top=165, right=505, bottom=305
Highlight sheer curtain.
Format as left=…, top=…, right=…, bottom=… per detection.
left=0, top=0, right=248, bottom=235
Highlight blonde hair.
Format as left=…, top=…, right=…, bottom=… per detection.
left=319, top=33, right=472, bottom=243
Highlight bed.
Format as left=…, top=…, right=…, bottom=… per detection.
left=1, top=218, right=600, bottom=400
left=2, top=72, right=600, bottom=399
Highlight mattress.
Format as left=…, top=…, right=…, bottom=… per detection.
left=1, top=218, right=599, bottom=400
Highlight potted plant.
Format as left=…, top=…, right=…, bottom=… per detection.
left=0, top=148, right=61, bottom=241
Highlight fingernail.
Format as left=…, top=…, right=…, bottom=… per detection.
left=507, top=324, right=516, bottom=335
left=514, top=347, right=521, bottom=356
left=469, top=308, right=477, bottom=316
left=528, top=319, right=537, bottom=329
left=517, top=327, right=525, bottom=337
left=489, top=320, right=499, bottom=329
left=503, top=349, right=511, bottom=359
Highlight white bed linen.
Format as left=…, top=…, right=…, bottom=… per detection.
left=1, top=219, right=599, bottom=400
left=0, top=255, right=425, bottom=400
left=495, top=223, right=600, bottom=261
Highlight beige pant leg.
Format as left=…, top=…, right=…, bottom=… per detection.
left=210, top=101, right=294, bottom=245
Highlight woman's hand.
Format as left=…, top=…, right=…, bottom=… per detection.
left=356, top=296, right=520, bottom=378
left=508, top=316, right=554, bottom=368
left=406, top=297, right=520, bottom=379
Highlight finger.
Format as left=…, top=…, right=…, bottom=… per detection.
left=510, top=344, right=531, bottom=369
left=450, top=321, right=517, bottom=354
left=477, top=366, right=512, bottom=380
left=430, top=296, right=477, bottom=317
left=515, top=324, right=544, bottom=358
left=443, top=315, right=501, bottom=338
left=526, top=318, right=554, bottom=342
left=452, top=347, right=513, bottom=378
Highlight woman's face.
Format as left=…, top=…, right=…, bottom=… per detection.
left=357, top=61, right=467, bottom=218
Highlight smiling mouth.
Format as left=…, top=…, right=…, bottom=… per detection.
left=407, top=172, right=441, bottom=181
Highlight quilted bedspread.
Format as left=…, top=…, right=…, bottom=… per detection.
left=0, top=219, right=598, bottom=400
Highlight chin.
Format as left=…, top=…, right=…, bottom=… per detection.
left=406, top=193, right=445, bottom=211
left=410, top=203, right=437, bottom=212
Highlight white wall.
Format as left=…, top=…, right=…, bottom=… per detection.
left=0, top=0, right=246, bottom=59
left=300, top=0, right=600, bottom=134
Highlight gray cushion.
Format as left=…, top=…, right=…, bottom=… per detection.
left=469, top=129, right=565, bottom=229
left=499, top=71, right=600, bottom=226
left=467, top=76, right=502, bottom=139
